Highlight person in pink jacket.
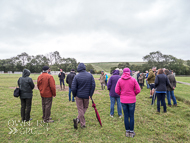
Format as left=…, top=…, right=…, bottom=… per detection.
left=115, top=68, right=141, bottom=138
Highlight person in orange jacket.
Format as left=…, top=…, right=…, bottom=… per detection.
left=37, top=66, right=56, bottom=123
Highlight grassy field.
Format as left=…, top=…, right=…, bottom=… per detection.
left=85, top=62, right=145, bottom=73
left=1, top=74, right=190, bottom=142
left=176, top=77, right=190, bottom=83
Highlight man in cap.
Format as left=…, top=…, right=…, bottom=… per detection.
left=66, top=69, right=76, bottom=102
left=37, top=66, right=56, bottom=123
left=58, top=69, right=65, bottom=90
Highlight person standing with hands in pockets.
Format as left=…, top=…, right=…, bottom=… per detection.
left=58, top=69, right=65, bottom=90
left=37, top=66, right=56, bottom=123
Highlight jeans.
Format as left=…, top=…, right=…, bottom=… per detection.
left=110, top=96, right=122, bottom=116
left=69, top=87, right=75, bottom=101
left=60, top=79, right=64, bottom=85
left=21, top=98, right=32, bottom=121
left=167, top=91, right=177, bottom=105
left=157, top=93, right=166, bottom=112
left=146, top=80, right=150, bottom=89
left=121, top=103, right=136, bottom=131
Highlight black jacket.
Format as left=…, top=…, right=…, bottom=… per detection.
left=71, top=63, right=96, bottom=99
left=18, top=69, right=35, bottom=99
left=58, top=72, right=65, bottom=80
left=155, top=74, right=170, bottom=91
left=66, top=72, right=76, bottom=88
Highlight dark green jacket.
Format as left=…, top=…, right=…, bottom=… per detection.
left=18, top=69, right=35, bottom=99
left=147, top=69, right=155, bottom=84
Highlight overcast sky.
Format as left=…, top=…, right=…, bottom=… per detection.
left=0, top=0, right=189, bottom=63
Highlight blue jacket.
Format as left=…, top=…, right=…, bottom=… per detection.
left=105, top=74, right=108, bottom=80
left=145, top=73, right=149, bottom=79
left=107, top=70, right=120, bottom=97
left=155, top=74, right=170, bottom=92
left=71, top=63, right=96, bottom=99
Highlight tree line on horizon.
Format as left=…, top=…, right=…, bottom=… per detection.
left=0, top=51, right=79, bottom=73
left=0, top=51, right=190, bottom=75
left=110, top=51, right=190, bottom=75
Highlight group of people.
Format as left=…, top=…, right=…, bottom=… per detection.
left=146, top=67, right=177, bottom=113
left=106, top=68, right=141, bottom=137
left=17, top=63, right=177, bottom=138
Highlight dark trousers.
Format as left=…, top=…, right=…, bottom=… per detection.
left=105, top=80, right=107, bottom=86
left=42, top=97, right=53, bottom=122
left=157, top=93, right=166, bottom=112
left=60, top=79, right=64, bottom=85
left=20, top=98, right=32, bottom=121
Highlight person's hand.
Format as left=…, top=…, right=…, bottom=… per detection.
left=89, top=96, right=91, bottom=100
left=60, top=73, right=61, bottom=75
left=173, top=87, right=175, bottom=90
left=53, top=96, right=55, bottom=98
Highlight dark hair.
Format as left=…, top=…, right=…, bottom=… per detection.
left=157, top=69, right=164, bottom=75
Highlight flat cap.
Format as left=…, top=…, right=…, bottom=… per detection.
left=42, top=66, right=49, bottom=71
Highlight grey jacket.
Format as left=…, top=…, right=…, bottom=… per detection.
left=165, top=70, right=176, bottom=91
left=18, top=69, right=35, bottom=99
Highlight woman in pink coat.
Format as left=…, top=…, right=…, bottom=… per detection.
left=115, top=68, right=141, bottom=138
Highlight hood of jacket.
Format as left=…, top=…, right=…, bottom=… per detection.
left=77, top=63, right=86, bottom=72
left=121, top=72, right=131, bottom=80
left=22, top=69, right=30, bottom=77
left=165, top=69, right=171, bottom=75
left=113, top=70, right=119, bottom=75
left=149, top=69, right=153, bottom=72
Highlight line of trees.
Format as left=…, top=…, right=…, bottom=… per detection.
left=0, top=51, right=78, bottom=73
left=110, top=51, right=190, bottom=75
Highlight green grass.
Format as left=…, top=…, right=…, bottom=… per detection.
left=85, top=62, right=145, bottom=73
left=176, top=77, right=190, bottom=83
left=1, top=74, right=190, bottom=142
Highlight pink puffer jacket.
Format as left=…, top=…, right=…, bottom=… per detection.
left=115, top=72, right=141, bottom=104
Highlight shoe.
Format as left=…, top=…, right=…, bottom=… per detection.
left=47, top=120, right=54, bottom=123
left=174, top=104, right=177, bottom=107
left=156, top=110, right=160, bottom=114
left=168, top=105, right=171, bottom=107
left=73, top=118, right=78, bottom=129
left=25, top=118, right=32, bottom=122
left=81, top=125, right=86, bottom=128
left=164, top=111, right=167, bottom=113
left=119, top=115, right=122, bottom=118
left=130, top=132, right=135, bottom=138
left=110, top=115, right=113, bottom=118
left=150, top=95, right=153, bottom=98
left=72, top=100, right=75, bottom=102
left=126, top=131, right=130, bottom=137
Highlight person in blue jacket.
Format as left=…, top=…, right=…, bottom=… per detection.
left=105, top=73, right=108, bottom=86
left=72, top=63, right=96, bottom=129
left=145, top=70, right=150, bottom=89
left=155, top=69, right=171, bottom=113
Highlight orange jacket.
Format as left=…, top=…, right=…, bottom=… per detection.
left=37, top=73, right=56, bottom=98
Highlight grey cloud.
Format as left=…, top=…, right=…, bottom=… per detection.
left=0, top=0, right=190, bottom=62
